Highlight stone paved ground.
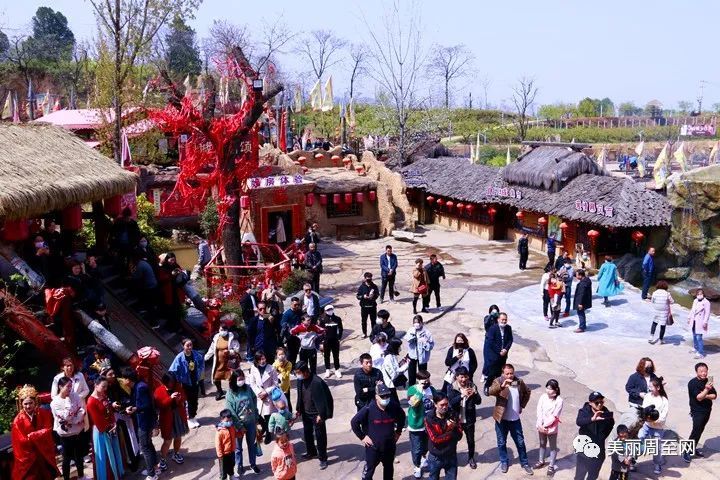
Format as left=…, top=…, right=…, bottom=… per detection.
left=128, top=226, right=718, bottom=480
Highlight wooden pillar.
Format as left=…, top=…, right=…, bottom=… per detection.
left=92, top=201, right=111, bottom=254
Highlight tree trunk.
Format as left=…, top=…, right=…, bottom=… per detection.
left=221, top=181, right=242, bottom=271
left=113, top=0, right=122, bottom=164
left=445, top=77, right=450, bottom=109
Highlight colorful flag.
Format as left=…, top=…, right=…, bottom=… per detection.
left=653, top=142, right=670, bottom=188
left=596, top=147, right=607, bottom=168
left=309, top=80, right=322, bottom=111
left=120, top=131, right=132, bottom=167
left=709, top=140, right=719, bottom=164
left=634, top=141, right=645, bottom=157
left=183, top=75, right=192, bottom=98
left=12, top=92, right=20, bottom=123
left=293, top=86, right=303, bottom=112
left=321, top=76, right=333, bottom=112
left=673, top=141, right=688, bottom=172
left=1, top=92, right=12, bottom=119
left=506, top=146, right=511, bottom=165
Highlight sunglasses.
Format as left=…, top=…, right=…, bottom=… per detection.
left=379, top=395, right=391, bottom=400
left=593, top=400, right=604, bottom=405
left=304, top=288, right=311, bottom=292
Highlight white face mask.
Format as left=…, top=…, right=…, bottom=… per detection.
left=376, top=319, right=384, bottom=325
left=697, top=295, right=704, bottom=301
left=378, top=397, right=391, bottom=407
left=414, top=324, right=422, bottom=331
left=237, top=380, right=245, bottom=387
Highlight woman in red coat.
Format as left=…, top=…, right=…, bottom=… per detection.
left=157, top=252, right=187, bottom=332
left=11, top=384, right=60, bottom=480
left=153, top=372, right=189, bottom=467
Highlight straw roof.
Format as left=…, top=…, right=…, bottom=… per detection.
left=401, top=157, right=503, bottom=203
left=304, top=167, right=378, bottom=193
left=0, top=124, right=137, bottom=220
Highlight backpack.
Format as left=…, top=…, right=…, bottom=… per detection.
left=558, top=266, right=570, bottom=282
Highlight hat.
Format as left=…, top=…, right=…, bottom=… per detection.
left=271, top=388, right=283, bottom=402
left=294, top=360, right=309, bottom=372
left=588, top=391, right=604, bottom=402
left=376, top=384, right=391, bottom=397
left=324, top=304, right=334, bottom=312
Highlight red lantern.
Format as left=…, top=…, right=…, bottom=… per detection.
left=2, top=219, right=29, bottom=241
left=446, top=201, right=455, bottom=210
left=344, top=193, right=353, bottom=204
left=305, top=193, right=315, bottom=207
left=465, top=204, right=475, bottom=213
left=588, top=229, right=600, bottom=246
left=240, top=195, right=251, bottom=209
left=104, top=195, right=122, bottom=217
left=301, top=166, right=309, bottom=174
left=331, top=155, right=341, bottom=165
left=488, top=206, right=497, bottom=218
left=516, top=211, right=525, bottom=220
left=62, top=204, right=83, bottom=231
left=631, top=230, right=645, bottom=245
left=369, top=191, right=377, bottom=202
left=319, top=194, right=328, bottom=205
left=538, top=216, right=548, bottom=226
left=356, top=192, right=364, bottom=203
left=298, top=156, right=307, bottom=165
left=426, top=195, right=435, bottom=204
left=333, top=194, right=341, bottom=205
left=559, top=221, right=569, bottom=230
left=315, top=153, right=324, bottom=159
left=456, top=202, right=465, bottom=211
left=437, top=199, right=445, bottom=206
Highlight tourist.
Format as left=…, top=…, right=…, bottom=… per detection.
left=641, top=247, right=656, bottom=300
left=248, top=351, right=282, bottom=444
left=489, top=364, right=533, bottom=475
left=250, top=302, right=279, bottom=364
left=12, top=384, right=59, bottom=480
left=225, top=370, right=260, bottom=475
left=87, top=376, right=125, bottom=480
left=280, top=296, right=303, bottom=367
left=379, top=245, right=398, bottom=303
left=271, top=431, right=297, bottom=480
left=638, top=377, right=669, bottom=474
left=261, top=279, right=287, bottom=319
left=169, top=338, right=205, bottom=429
left=135, top=234, right=158, bottom=275
left=424, top=253, right=446, bottom=310
left=268, top=394, right=293, bottom=436
left=370, top=332, right=389, bottom=368
left=121, top=368, right=161, bottom=477
left=596, top=256, right=623, bottom=307
left=411, top=258, right=431, bottom=314
left=241, top=283, right=259, bottom=360
left=547, top=233, right=557, bottom=265
left=129, top=250, right=159, bottom=316
left=425, top=391, right=463, bottom=480
left=110, top=207, right=141, bottom=267
left=683, top=362, right=716, bottom=463
left=190, top=234, right=211, bottom=278
left=447, top=366, right=482, bottom=469
left=403, top=314, right=435, bottom=386
left=625, top=357, right=657, bottom=409
left=443, top=333, right=478, bottom=392
left=558, top=257, right=574, bottom=317
left=51, top=357, right=91, bottom=401
left=301, top=282, right=321, bottom=321
left=518, top=232, right=529, bottom=270
left=273, top=347, right=294, bottom=413
left=357, top=271, right=380, bottom=338
left=319, top=304, right=344, bottom=378
left=351, top=382, right=406, bottom=480
left=240, top=240, right=258, bottom=266
left=305, top=242, right=323, bottom=294
left=205, top=321, right=241, bottom=400
left=609, top=424, right=633, bottom=480
left=534, top=379, right=564, bottom=476
left=216, top=409, right=236, bottom=480
left=354, top=353, right=385, bottom=411
left=63, top=259, right=91, bottom=309
left=406, top=370, right=436, bottom=477
left=554, top=251, right=570, bottom=272
left=547, top=274, right=565, bottom=327
left=51, top=377, right=87, bottom=480
left=157, top=252, right=187, bottom=332
left=483, top=304, right=500, bottom=331
left=573, top=270, right=592, bottom=333
left=540, top=264, right=552, bottom=320
left=104, top=366, right=140, bottom=471
left=649, top=280, right=674, bottom=345
left=304, top=222, right=321, bottom=247
left=291, top=314, right=325, bottom=375
left=381, top=338, right=409, bottom=404
left=295, top=360, right=334, bottom=470
left=482, top=313, right=513, bottom=396
left=153, top=373, right=189, bottom=471
left=688, top=288, right=711, bottom=359
left=574, top=391, right=615, bottom=480
left=370, top=309, right=396, bottom=343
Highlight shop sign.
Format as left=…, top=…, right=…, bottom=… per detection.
left=247, top=174, right=305, bottom=189
left=575, top=200, right=613, bottom=217
left=486, top=186, right=522, bottom=199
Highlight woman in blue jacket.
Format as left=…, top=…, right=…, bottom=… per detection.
left=596, top=257, right=624, bottom=307
left=169, top=338, right=205, bottom=429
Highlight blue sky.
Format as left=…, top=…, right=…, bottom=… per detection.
left=2, top=0, right=719, bottom=110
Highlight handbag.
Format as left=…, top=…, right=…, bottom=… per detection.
left=393, top=372, right=408, bottom=388
left=666, top=313, right=674, bottom=326
left=417, top=284, right=428, bottom=295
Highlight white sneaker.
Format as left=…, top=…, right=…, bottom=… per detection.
left=689, top=349, right=697, bottom=353
left=334, top=369, right=342, bottom=379
left=189, top=418, right=200, bottom=429
left=145, top=475, right=158, bottom=480
left=413, top=466, right=422, bottom=478
left=420, top=456, right=428, bottom=469
left=323, top=370, right=332, bottom=379
left=694, top=354, right=706, bottom=359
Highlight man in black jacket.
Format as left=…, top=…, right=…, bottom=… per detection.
left=424, top=254, right=446, bottom=310
left=304, top=222, right=321, bottom=247
left=575, top=391, right=615, bottom=480
left=357, top=272, right=380, bottom=338
left=354, top=353, right=384, bottom=411
left=295, top=361, right=334, bottom=470
left=447, top=367, right=482, bottom=469
left=574, top=270, right=592, bottom=333
left=482, top=314, right=513, bottom=395
left=319, top=305, right=344, bottom=379
left=351, top=384, right=406, bottom=480
left=425, top=392, right=463, bottom=480
left=240, top=283, right=259, bottom=360
left=517, top=233, right=529, bottom=270
left=370, top=309, right=396, bottom=344
left=304, top=242, right=323, bottom=294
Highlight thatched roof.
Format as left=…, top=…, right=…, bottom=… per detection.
left=304, top=167, right=378, bottom=194
left=503, top=145, right=606, bottom=192
left=0, top=124, right=137, bottom=220
left=402, top=157, right=671, bottom=227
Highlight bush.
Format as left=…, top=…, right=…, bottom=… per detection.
left=281, top=269, right=311, bottom=295
left=200, top=198, right=219, bottom=238
left=136, top=193, right=172, bottom=253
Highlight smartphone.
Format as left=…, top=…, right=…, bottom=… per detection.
left=709, top=376, right=714, bottom=384
left=511, top=380, right=518, bottom=387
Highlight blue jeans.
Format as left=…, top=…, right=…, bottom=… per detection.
left=427, top=452, right=457, bottom=480
left=638, top=423, right=664, bottom=466
left=235, top=421, right=257, bottom=470
left=495, top=419, right=529, bottom=466
left=577, top=308, right=587, bottom=331
left=692, top=325, right=705, bottom=356
left=409, top=430, right=428, bottom=467
left=564, top=283, right=572, bottom=313
left=641, top=274, right=653, bottom=299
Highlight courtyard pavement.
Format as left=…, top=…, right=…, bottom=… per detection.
left=137, top=226, right=718, bottom=480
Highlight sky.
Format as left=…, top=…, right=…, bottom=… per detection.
left=2, top=0, right=720, bottom=111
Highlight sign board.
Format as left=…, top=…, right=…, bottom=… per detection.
left=575, top=200, right=613, bottom=217
left=246, top=175, right=306, bottom=189
left=486, top=186, right=523, bottom=199
left=680, top=124, right=716, bottom=137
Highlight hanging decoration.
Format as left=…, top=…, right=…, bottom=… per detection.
left=516, top=211, right=525, bottom=220
left=559, top=221, right=569, bottom=231
left=538, top=216, right=548, bottom=227
left=2, top=219, right=30, bottom=242
left=355, top=192, right=364, bottom=203
left=319, top=194, right=328, bottom=205
left=305, top=193, right=314, bottom=207
left=344, top=193, right=353, bottom=204
left=587, top=229, right=600, bottom=247
left=456, top=202, right=465, bottom=211
left=369, top=191, right=377, bottom=202
left=240, top=195, right=251, bottom=209
left=104, top=195, right=123, bottom=217
left=465, top=204, right=475, bottom=214
left=446, top=201, right=455, bottom=210
left=333, top=194, right=341, bottom=204
left=487, top=206, right=497, bottom=220
left=426, top=196, right=435, bottom=204
left=631, top=230, right=645, bottom=245
left=436, top=198, right=445, bottom=207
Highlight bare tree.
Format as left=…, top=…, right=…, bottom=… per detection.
left=89, top=0, right=200, bottom=164
left=297, top=30, right=346, bottom=81
left=512, top=76, right=538, bottom=141
left=347, top=43, right=367, bottom=99
left=426, top=43, right=474, bottom=109
left=207, top=20, right=251, bottom=59
left=479, top=75, right=491, bottom=109
left=364, top=0, right=424, bottom=165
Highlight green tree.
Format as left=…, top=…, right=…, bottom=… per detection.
left=577, top=97, right=599, bottom=117
left=598, top=97, right=614, bottom=116
left=0, top=29, right=9, bottom=61
left=677, top=100, right=693, bottom=114
left=26, top=7, right=75, bottom=65
left=618, top=101, right=642, bottom=116
left=538, top=103, right=576, bottom=120
left=165, top=14, right=202, bottom=81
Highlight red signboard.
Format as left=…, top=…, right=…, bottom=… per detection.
left=152, top=187, right=206, bottom=217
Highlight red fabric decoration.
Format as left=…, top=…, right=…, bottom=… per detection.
left=62, top=205, right=82, bottom=231
left=104, top=195, right=123, bottom=217
left=426, top=195, right=435, bottom=204
left=240, top=195, right=250, bottom=209
left=319, top=194, right=328, bottom=205
left=2, top=219, right=29, bottom=241
left=355, top=192, right=364, bottom=202
left=306, top=193, right=315, bottom=206
left=344, top=193, right=353, bottom=204
left=333, top=194, right=341, bottom=205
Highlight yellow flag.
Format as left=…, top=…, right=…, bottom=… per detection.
left=709, top=141, right=719, bottom=164
left=634, top=141, right=645, bottom=157
left=321, top=76, right=334, bottom=112
left=653, top=142, right=670, bottom=187
left=596, top=147, right=607, bottom=168
left=1, top=92, right=12, bottom=119
left=309, top=80, right=322, bottom=111
left=673, top=141, right=688, bottom=172
left=349, top=97, right=356, bottom=128
left=506, top=146, right=511, bottom=165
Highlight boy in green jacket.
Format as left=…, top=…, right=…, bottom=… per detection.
left=407, top=370, right=437, bottom=478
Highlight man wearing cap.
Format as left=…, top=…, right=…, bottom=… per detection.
left=295, top=361, right=334, bottom=470
left=351, top=383, right=406, bottom=480
left=575, top=391, right=615, bottom=480
left=319, top=305, right=344, bottom=379
left=354, top=353, right=384, bottom=412
left=357, top=272, right=380, bottom=338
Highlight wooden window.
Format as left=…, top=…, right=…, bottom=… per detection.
left=327, top=198, right=363, bottom=218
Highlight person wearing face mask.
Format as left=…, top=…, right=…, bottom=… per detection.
left=370, top=332, right=389, bottom=368
left=489, top=364, right=532, bottom=475
left=688, top=288, right=711, bottom=359
left=639, top=377, right=669, bottom=475
left=273, top=346, right=294, bottom=413
left=403, top=314, right=435, bottom=386
left=351, top=383, right=406, bottom=480
left=225, top=371, right=260, bottom=475
left=370, top=309, right=396, bottom=344
left=357, top=271, right=380, bottom=338
left=443, top=333, right=478, bottom=393
left=447, top=367, right=482, bottom=469
left=624, top=357, right=657, bottom=409
left=406, top=370, right=436, bottom=478
left=425, top=392, right=463, bottom=480
left=248, top=351, right=283, bottom=445
left=534, top=379, right=563, bottom=476
left=354, top=353, right=385, bottom=412
left=381, top=338, right=410, bottom=405
left=51, top=377, right=87, bottom=480
left=483, top=313, right=514, bottom=396
left=268, top=394, right=294, bottom=436
left=294, top=361, right=334, bottom=470
left=205, top=321, right=241, bottom=401
left=575, top=391, right=615, bottom=480
left=319, top=304, right=344, bottom=379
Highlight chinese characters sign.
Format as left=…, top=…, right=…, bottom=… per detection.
left=486, top=186, right=523, bottom=199
left=246, top=175, right=305, bottom=189
left=575, top=200, right=614, bottom=217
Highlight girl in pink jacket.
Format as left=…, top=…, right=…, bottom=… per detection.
left=688, top=288, right=711, bottom=359
left=534, top=379, right=564, bottom=476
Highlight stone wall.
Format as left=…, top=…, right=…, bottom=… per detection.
left=361, top=151, right=416, bottom=234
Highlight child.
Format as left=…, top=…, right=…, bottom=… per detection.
left=215, top=409, right=236, bottom=480
left=271, top=432, right=297, bottom=480
left=268, top=393, right=294, bottom=436
left=547, top=275, right=565, bottom=328
left=290, top=315, right=325, bottom=375
left=273, top=347, right=293, bottom=413
left=610, top=424, right=632, bottom=480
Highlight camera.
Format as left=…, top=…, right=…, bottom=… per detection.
left=638, top=404, right=659, bottom=422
